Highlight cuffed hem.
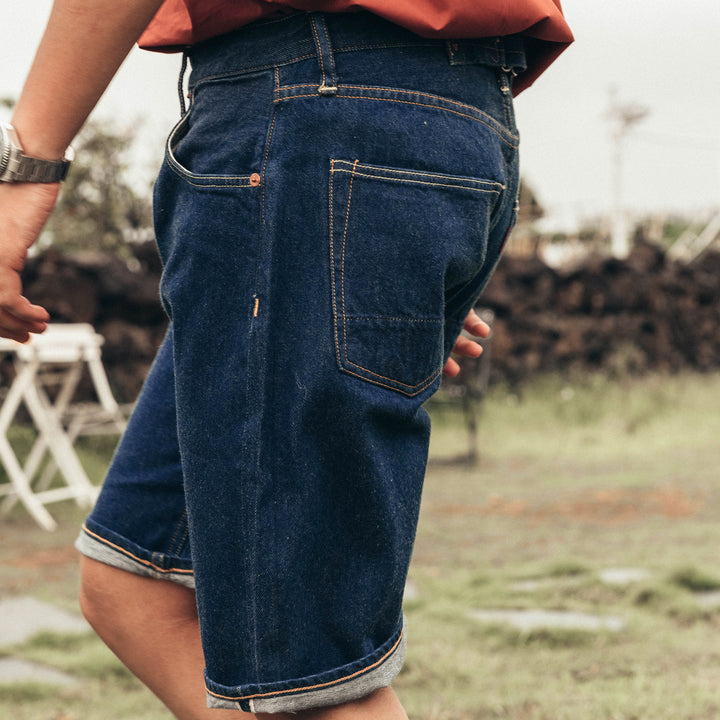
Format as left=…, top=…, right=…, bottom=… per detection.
left=75, top=521, right=196, bottom=589
left=205, top=617, right=407, bottom=713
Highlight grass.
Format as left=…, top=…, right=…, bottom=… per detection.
left=1, top=630, right=172, bottom=720
left=400, top=371, right=720, bottom=719
left=3, top=370, right=720, bottom=718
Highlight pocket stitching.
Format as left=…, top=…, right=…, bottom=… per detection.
left=165, top=89, right=265, bottom=187
left=331, top=159, right=467, bottom=397
left=279, top=85, right=519, bottom=148
left=331, top=160, right=504, bottom=194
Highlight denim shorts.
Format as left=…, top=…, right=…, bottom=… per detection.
left=76, top=11, right=523, bottom=713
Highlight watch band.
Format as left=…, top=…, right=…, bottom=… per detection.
left=5, top=152, right=73, bottom=183
left=0, top=123, right=74, bottom=183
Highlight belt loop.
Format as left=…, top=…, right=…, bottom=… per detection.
left=492, top=37, right=504, bottom=68
left=309, top=13, right=338, bottom=96
left=445, top=40, right=460, bottom=64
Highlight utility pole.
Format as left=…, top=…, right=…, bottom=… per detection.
left=608, top=88, right=648, bottom=258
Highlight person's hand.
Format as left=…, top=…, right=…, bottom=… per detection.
left=0, top=182, right=58, bottom=342
left=442, top=308, right=491, bottom=378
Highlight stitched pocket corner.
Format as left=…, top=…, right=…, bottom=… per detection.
left=329, top=159, right=502, bottom=396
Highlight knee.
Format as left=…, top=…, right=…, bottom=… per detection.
left=78, top=556, right=123, bottom=636
left=79, top=556, right=199, bottom=640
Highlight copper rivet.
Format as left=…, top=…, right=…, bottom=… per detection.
left=250, top=173, right=261, bottom=186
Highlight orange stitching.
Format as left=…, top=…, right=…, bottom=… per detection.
left=341, top=84, right=493, bottom=116
left=331, top=159, right=503, bottom=190
left=343, top=353, right=441, bottom=392
left=206, top=626, right=404, bottom=702
left=332, top=168, right=500, bottom=194
left=342, top=96, right=518, bottom=148
left=331, top=159, right=446, bottom=394
left=309, top=19, right=326, bottom=86
left=193, top=53, right=316, bottom=85
left=167, top=508, right=188, bottom=556
left=342, top=363, right=441, bottom=397
left=277, top=92, right=318, bottom=100
left=279, top=83, right=324, bottom=91
left=341, top=315, right=440, bottom=324
left=333, top=41, right=438, bottom=53
left=81, top=524, right=194, bottom=575
left=166, top=161, right=257, bottom=188
left=340, top=160, right=359, bottom=371
left=252, top=99, right=278, bottom=315
left=320, top=17, right=337, bottom=85
left=260, top=109, right=278, bottom=229
left=278, top=93, right=517, bottom=147
left=329, top=160, right=343, bottom=365
left=284, top=83, right=505, bottom=126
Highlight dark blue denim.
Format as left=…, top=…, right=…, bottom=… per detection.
left=77, top=11, right=522, bottom=713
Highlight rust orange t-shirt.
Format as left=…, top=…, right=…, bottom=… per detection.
left=139, top=0, right=573, bottom=92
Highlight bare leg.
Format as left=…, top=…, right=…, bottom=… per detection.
left=79, top=557, right=407, bottom=720
left=79, top=556, right=241, bottom=720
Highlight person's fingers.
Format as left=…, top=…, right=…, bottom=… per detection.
left=463, top=309, right=490, bottom=338
left=443, top=309, right=491, bottom=376
left=452, top=334, right=483, bottom=358
left=0, top=299, right=49, bottom=341
left=443, top=356, right=461, bottom=377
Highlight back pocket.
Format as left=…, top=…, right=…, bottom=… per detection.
left=329, top=159, right=503, bottom=396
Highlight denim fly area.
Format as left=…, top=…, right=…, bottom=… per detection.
left=76, top=10, right=524, bottom=713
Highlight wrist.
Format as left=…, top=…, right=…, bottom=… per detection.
left=7, top=119, right=72, bottom=161
left=0, top=123, right=73, bottom=183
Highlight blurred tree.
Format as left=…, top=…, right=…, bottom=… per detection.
left=516, top=178, right=545, bottom=225
left=3, top=97, right=152, bottom=254
left=504, top=178, right=546, bottom=257
left=44, top=119, right=153, bottom=255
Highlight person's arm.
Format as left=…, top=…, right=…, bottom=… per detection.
left=14, top=0, right=166, bottom=159
left=0, top=0, right=165, bottom=342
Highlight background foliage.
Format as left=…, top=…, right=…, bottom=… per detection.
left=44, top=120, right=153, bottom=254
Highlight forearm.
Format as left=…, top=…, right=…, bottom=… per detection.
left=11, top=0, right=165, bottom=159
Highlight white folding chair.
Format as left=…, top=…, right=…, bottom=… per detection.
left=0, top=324, right=127, bottom=531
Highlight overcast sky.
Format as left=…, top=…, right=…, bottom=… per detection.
left=4, top=1, right=720, bottom=232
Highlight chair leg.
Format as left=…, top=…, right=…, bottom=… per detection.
left=0, top=433, right=57, bottom=530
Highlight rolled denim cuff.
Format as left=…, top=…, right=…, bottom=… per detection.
left=75, top=521, right=196, bottom=589
left=205, top=618, right=406, bottom=713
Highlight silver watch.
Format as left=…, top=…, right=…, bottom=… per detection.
left=0, top=123, right=73, bottom=183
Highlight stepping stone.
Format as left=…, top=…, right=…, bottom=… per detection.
left=0, top=597, right=89, bottom=647
left=469, top=608, right=625, bottom=632
left=599, top=568, right=652, bottom=585
left=695, top=590, right=720, bottom=609
left=512, top=576, right=585, bottom=592
left=0, top=657, right=77, bottom=685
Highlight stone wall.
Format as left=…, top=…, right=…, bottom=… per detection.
left=15, top=243, right=168, bottom=403
left=9, top=240, right=720, bottom=403
left=482, top=241, right=720, bottom=384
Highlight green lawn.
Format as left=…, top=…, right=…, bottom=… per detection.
left=3, top=371, right=720, bottom=719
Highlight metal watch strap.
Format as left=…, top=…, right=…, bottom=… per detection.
left=9, top=153, right=72, bottom=183
left=0, top=124, right=74, bottom=183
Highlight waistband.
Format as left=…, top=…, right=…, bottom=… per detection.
left=186, top=11, right=527, bottom=89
